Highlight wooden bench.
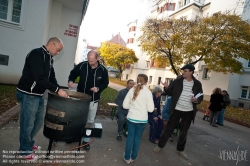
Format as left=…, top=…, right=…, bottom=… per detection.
left=107, top=103, right=118, bottom=120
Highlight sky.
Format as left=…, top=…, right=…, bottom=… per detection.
left=80, top=0, right=142, bottom=47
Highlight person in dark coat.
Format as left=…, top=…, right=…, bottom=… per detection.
left=208, top=88, right=224, bottom=127
left=217, top=90, right=231, bottom=126
left=153, top=64, right=203, bottom=160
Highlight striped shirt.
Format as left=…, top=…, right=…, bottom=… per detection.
left=175, top=79, right=194, bottom=111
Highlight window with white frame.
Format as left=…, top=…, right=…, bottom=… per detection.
left=248, top=59, right=250, bottom=67
left=203, top=68, right=211, bottom=79
left=240, top=86, right=250, bottom=99
left=149, top=76, right=153, bottom=84
left=0, top=0, right=22, bottom=23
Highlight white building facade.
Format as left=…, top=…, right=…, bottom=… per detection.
left=124, top=0, right=250, bottom=109
left=0, top=0, right=89, bottom=87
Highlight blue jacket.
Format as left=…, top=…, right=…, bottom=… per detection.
left=162, top=97, right=171, bottom=121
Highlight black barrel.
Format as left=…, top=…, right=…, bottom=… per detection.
left=43, top=90, right=91, bottom=142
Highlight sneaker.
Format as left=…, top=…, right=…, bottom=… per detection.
left=123, top=153, right=130, bottom=164
left=130, top=159, right=134, bottom=163
left=32, top=145, right=41, bottom=151
left=22, top=153, right=38, bottom=161
left=117, top=134, right=122, bottom=141
left=83, top=142, right=90, bottom=150
left=169, top=137, right=174, bottom=142
left=153, top=146, right=161, bottom=153
left=151, top=139, right=158, bottom=144
left=211, top=124, right=218, bottom=127
left=176, top=151, right=188, bottom=160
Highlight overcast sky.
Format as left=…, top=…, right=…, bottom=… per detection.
left=80, top=0, right=142, bottom=46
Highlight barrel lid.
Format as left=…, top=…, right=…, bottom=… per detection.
left=49, top=89, right=91, bottom=100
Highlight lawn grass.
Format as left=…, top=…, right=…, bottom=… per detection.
left=98, top=87, right=118, bottom=111
left=109, top=77, right=127, bottom=87
left=0, top=84, right=18, bottom=115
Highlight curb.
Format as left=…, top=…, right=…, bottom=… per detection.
left=0, top=104, right=20, bottom=128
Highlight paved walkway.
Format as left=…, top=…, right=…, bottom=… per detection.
left=0, top=82, right=249, bottom=166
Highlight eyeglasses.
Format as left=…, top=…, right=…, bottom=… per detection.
left=53, top=43, right=61, bottom=53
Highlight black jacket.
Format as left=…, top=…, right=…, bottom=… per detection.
left=68, top=61, right=109, bottom=101
left=17, top=46, right=59, bottom=95
left=164, top=76, right=203, bottom=123
left=209, top=93, right=224, bottom=111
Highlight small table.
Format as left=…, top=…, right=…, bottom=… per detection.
left=107, top=103, right=118, bottom=120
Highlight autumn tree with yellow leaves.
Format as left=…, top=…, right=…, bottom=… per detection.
left=99, top=42, right=138, bottom=80
left=138, top=13, right=250, bottom=76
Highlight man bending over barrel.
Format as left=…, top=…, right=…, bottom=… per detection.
left=16, top=37, right=68, bottom=161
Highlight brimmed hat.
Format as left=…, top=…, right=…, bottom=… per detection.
left=180, top=64, right=195, bottom=71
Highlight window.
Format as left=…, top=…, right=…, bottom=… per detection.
left=157, top=77, right=161, bottom=85
left=185, top=0, right=190, bottom=5
left=0, top=0, right=22, bottom=23
left=149, top=76, right=153, bottom=84
left=203, top=68, right=211, bottom=79
left=169, top=4, right=173, bottom=11
left=0, top=0, right=26, bottom=30
left=165, top=78, right=173, bottom=85
left=238, top=103, right=244, bottom=108
left=126, top=74, right=128, bottom=80
left=240, top=86, right=250, bottom=99
left=248, top=60, right=250, bottom=67
left=146, top=61, right=150, bottom=68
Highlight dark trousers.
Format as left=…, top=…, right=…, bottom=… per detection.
left=116, top=110, right=128, bottom=135
left=148, top=118, right=163, bottom=142
left=158, top=110, right=193, bottom=151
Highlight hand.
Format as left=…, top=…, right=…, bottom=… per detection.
left=90, top=87, right=99, bottom=93
left=58, top=89, right=68, bottom=98
left=68, top=81, right=74, bottom=88
left=191, top=96, right=197, bottom=102
left=158, top=115, right=162, bottom=119
left=163, top=120, right=168, bottom=128
left=153, top=117, right=158, bottom=121
left=161, top=81, right=168, bottom=88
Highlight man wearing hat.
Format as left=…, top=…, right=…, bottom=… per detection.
left=153, top=64, right=203, bottom=160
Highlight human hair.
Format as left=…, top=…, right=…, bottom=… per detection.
left=222, top=90, right=229, bottom=96
left=132, top=74, right=148, bottom=101
left=152, top=86, right=162, bottom=94
left=212, top=87, right=222, bottom=94
left=127, top=79, right=133, bottom=84
left=87, top=50, right=99, bottom=59
left=46, top=37, right=63, bottom=45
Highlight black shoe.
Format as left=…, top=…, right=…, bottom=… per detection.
left=169, top=137, right=173, bottom=142
left=83, top=142, right=90, bottom=150
left=117, top=134, right=122, bottom=141
left=202, top=115, right=206, bottom=120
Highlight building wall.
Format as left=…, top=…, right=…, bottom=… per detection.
left=0, top=0, right=51, bottom=84
left=0, top=0, right=84, bottom=88
left=51, top=4, right=82, bottom=87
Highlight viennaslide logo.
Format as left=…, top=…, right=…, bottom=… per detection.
left=219, top=146, right=248, bottom=165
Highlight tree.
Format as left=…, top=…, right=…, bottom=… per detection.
left=99, top=42, right=138, bottom=80
left=138, top=13, right=250, bottom=76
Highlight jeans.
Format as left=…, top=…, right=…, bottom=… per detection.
left=158, top=110, right=193, bottom=151
left=124, top=121, right=146, bottom=161
left=116, top=110, right=128, bottom=135
left=83, top=101, right=98, bottom=142
left=16, top=91, right=44, bottom=155
left=209, top=110, right=219, bottom=125
left=217, top=108, right=225, bottom=125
